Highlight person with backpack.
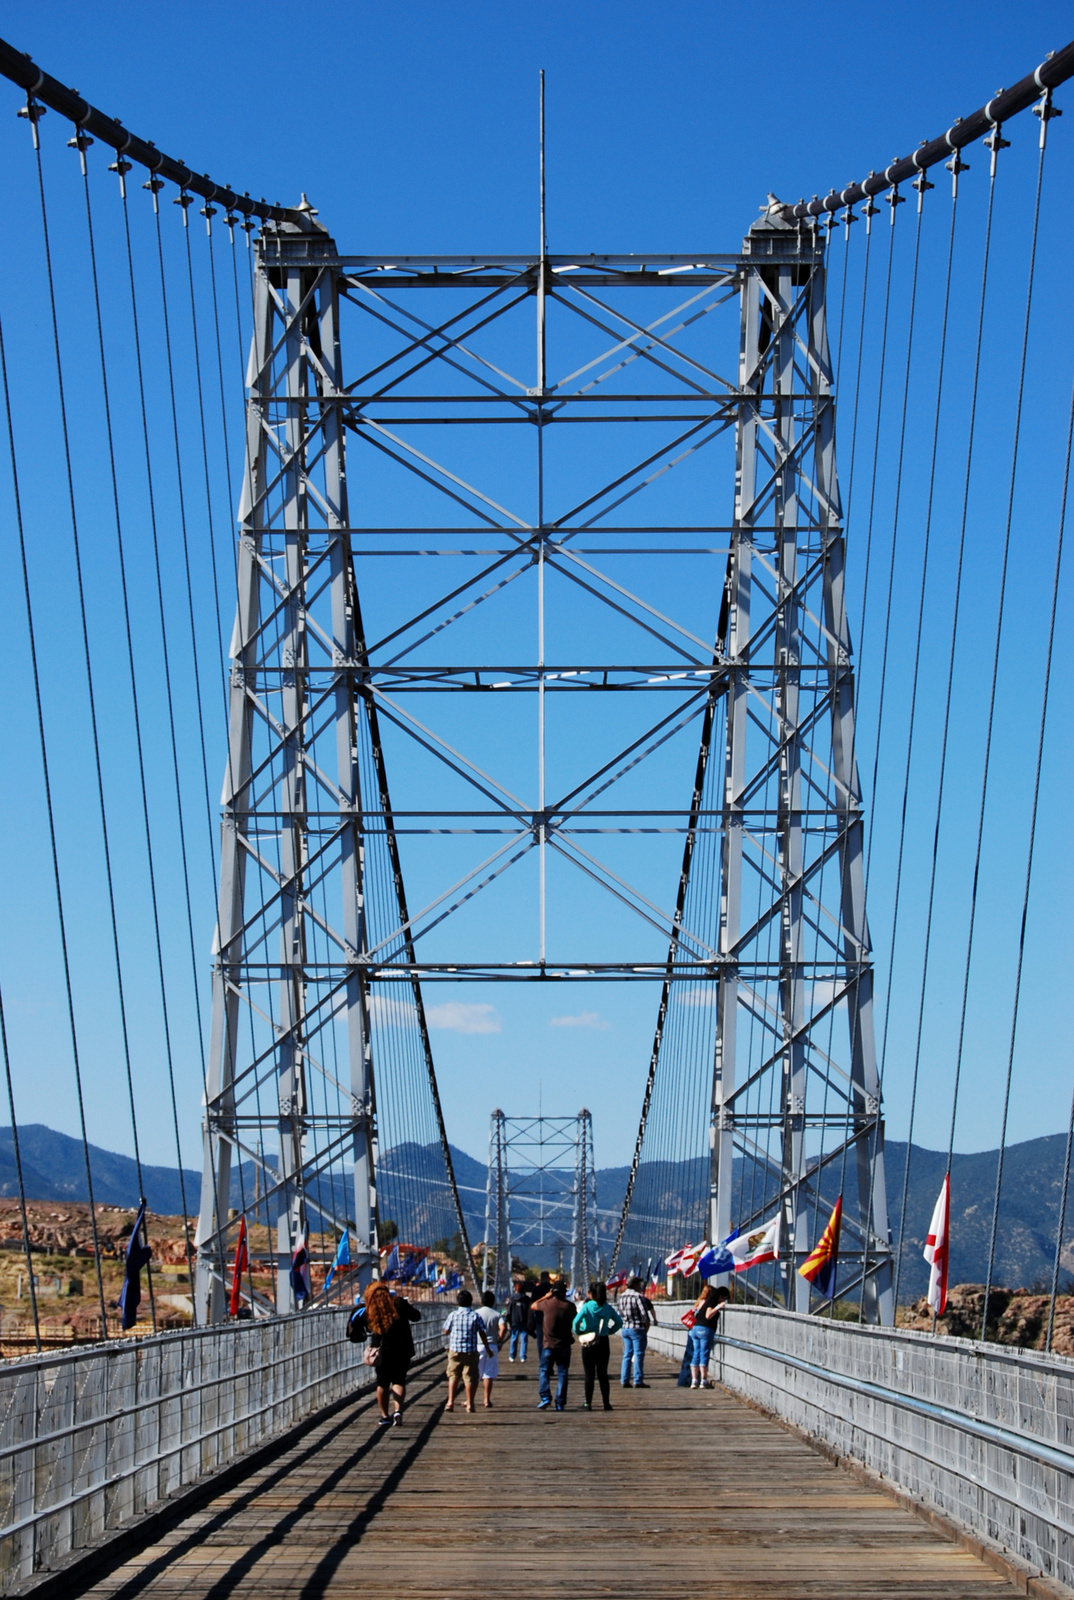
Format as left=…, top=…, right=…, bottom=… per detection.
left=573, top=1280, right=623, bottom=1411
left=505, top=1279, right=532, bottom=1362
left=363, top=1281, right=422, bottom=1427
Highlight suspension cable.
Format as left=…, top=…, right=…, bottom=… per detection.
left=882, top=181, right=959, bottom=1311
left=14, top=110, right=109, bottom=1334
left=980, top=117, right=1055, bottom=1332
left=941, top=122, right=1046, bottom=1330
left=116, top=166, right=214, bottom=1319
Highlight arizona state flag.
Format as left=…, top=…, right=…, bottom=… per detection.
left=798, top=1196, right=842, bottom=1300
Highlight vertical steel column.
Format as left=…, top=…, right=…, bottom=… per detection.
left=710, top=263, right=758, bottom=1264
left=273, top=261, right=310, bottom=1314
left=771, top=256, right=810, bottom=1312
left=812, top=267, right=894, bottom=1325
left=709, top=215, right=892, bottom=1321
left=198, top=217, right=379, bottom=1320
left=320, top=267, right=377, bottom=1294
left=195, top=261, right=274, bottom=1325
left=483, top=1111, right=499, bottom=1294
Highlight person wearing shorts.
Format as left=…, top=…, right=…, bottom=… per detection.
left=476, top=1289, right=506, bottom=1408
left=442, top=1288, right=491, bottom=1413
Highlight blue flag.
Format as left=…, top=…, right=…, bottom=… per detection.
left=324, top=1231, right=350, bottom=1294
left=696, top=1229, right=740, bottom=1278
left=118, top=1201, right=152, bottom=1331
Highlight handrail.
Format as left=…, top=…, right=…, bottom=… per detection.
left=783, top=39, right=1074, bottom=220
left=0, top=34, right=306, bottom=225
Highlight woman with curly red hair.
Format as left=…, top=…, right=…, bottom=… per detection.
left=364, top=1280, right=422, bottom=1427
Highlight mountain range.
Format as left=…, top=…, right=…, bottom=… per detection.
left=1, top=1124, right=1068, bottom=1303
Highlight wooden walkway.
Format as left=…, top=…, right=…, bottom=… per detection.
left=75, top=1351, right=1017, bottom=1599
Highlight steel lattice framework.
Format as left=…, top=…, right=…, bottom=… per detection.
left=483, top=1112, right=597, bottom=1298
left=198, top=200, right=891, bottom=1323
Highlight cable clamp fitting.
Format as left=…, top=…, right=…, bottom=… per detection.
left=108, top=156, right=133, bottom=199
left=67, top=130, right=94, bottom=176
left=1034, top=88, right=1061, bottom=150
left=17, top=99, right=46, bottom=150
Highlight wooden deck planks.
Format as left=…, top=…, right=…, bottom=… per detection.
left=74, top=1352, right=1018, bottom=1598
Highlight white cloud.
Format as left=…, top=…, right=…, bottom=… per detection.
left=679, top=987, right=719, bottom=1008
left=425, top=1001, right=501, bottom=1035
left=367, top=994, right=418, bottom=1028
left=548, top=1011, right=609, bottom=1031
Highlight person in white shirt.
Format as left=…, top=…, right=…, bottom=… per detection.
left=477, top=1289, right=507, bottom=1408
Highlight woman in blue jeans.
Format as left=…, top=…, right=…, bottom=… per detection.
left=688, top=1285, right=728, bottom=1388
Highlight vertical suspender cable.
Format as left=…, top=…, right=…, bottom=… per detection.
left=12, top=111, right=108, bottom=1335
left=1047, top=359, right=1074, bottom=1349
left=935, top=148, right=999, bottom=1276
left=80, top=152, right=199, bottom=1312
left=74, top=148, right=166, bottom=1330
left=981, top=113, right=1059, bottom=1334
left=879, top=182, right=957, bottom=1312
left=945, top=125, right=1047, bottom=1334
left=116, top=173, right=213, bottom=1316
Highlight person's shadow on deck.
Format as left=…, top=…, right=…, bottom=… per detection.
left=85, top=1367, right=445, bottom=1600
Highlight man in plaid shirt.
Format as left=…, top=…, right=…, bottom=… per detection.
left=442, top=1288, right=492, bottom=1413
left=617, top=1277, right=657, bottom=1389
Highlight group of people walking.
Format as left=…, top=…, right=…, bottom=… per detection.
left=353, top=1271, right=725, bottom=1426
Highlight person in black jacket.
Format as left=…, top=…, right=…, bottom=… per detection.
left=506, top=1279, right=532, bottom=1363
left=365, top=1281, right=421, bottom=1427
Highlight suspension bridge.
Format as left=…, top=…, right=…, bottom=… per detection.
left=0, top=26, right=1071, bottom=1597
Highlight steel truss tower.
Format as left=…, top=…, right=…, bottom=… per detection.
left=196, top=213, right=470, bottom=1322
left=197, top=197, right=890, bottom=1324
left=710, top=210, right=892, bottom=1320
left=483, top=1113, right=597, bottom=1298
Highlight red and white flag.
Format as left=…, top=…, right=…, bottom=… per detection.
left=677, top=1241, right=709, bottom=1278
left=923, top=1174, right=950, bottom=1315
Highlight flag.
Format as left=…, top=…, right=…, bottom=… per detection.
left=118, top=1200, right=152, bottom=1330
left=229, top=1218, right=248, bottom=1315
left=383, top=1243, right=401, bottom=1278
left=606, top=1269, right=628, bottom=1290
left=710, top=1217, right=779, bottom=1273
left=665, top=1246, right=690, bottom=1276
left=678, top=1241, right=709, bottom=1278
left=323, top=1230, right=350, bottom=1295
left=695, top=1234, right=737, bottom=1278
left=924, top=1174, right=950, bottom=1316
left=798, top=1197, right=842, bottom=1300
left=289, top=1236, right=312, bottom=1305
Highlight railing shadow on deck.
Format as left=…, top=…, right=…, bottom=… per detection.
left=0, top=1307, right=440, bottom=1594
left=650, top=1303, right=1074, bottom=1593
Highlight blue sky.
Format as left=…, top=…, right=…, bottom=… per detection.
left=0, top=0, right=1071, bottom=1179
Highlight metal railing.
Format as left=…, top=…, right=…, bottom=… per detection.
left=0, top=1308, right=441, bottom=1592
left=647, top=1304, right=1074, bottom=1592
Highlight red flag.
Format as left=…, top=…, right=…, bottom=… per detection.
left=229, top=1219, right=248, bottom=1316
left=923, top=1174, right=950, bottom=1316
